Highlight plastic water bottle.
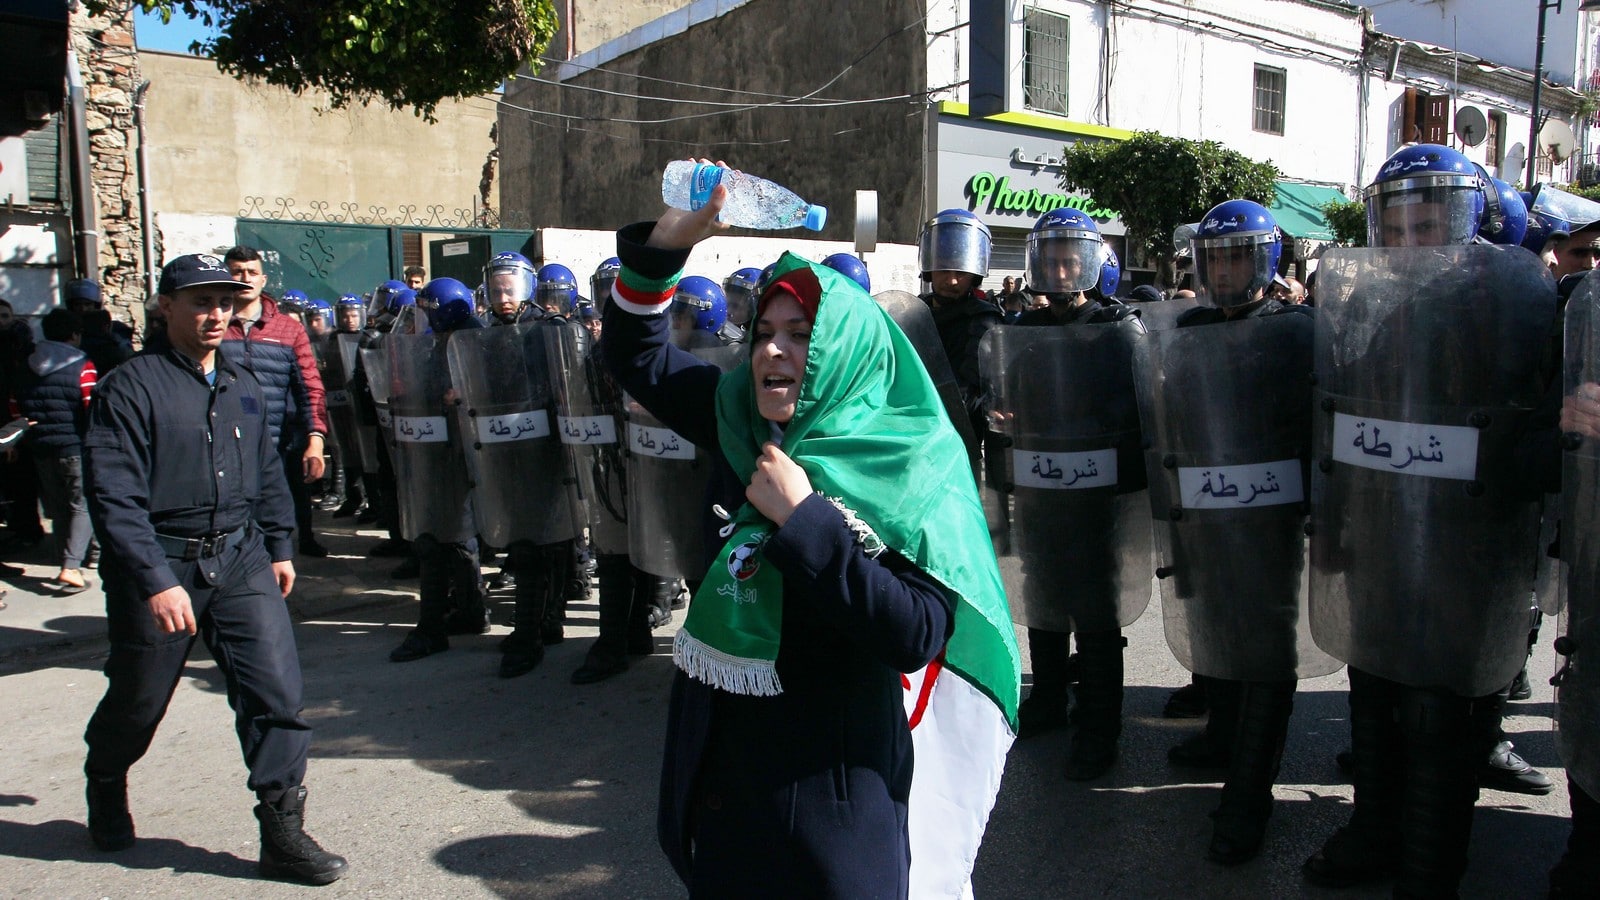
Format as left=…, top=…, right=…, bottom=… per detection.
left=661, top=161, right=828, bottom=231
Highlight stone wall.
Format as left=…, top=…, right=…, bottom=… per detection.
left=70, top=4, right=146, bottom=329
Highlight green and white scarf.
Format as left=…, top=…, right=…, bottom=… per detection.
left=672, top=252, right=1020, bottom=730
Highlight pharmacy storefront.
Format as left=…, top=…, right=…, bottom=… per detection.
left=925, top=103, right=1142, bottom=289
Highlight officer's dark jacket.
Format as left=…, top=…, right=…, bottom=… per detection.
left=924, top=289, right=1002, bottom=460
left=1017, top=296, right=1140, bottom=327
left=605, top=223, right=953, bottom=899
left=16, top=340, right=93, bottom=457
left=220, top=295, right=327, bottom=455
left=83, top=349, right=295, bottom=600
left=1173, top=297, right=1306, bottom=327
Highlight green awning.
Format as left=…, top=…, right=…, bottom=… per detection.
left=1270, top=181, right=1349, bottom=242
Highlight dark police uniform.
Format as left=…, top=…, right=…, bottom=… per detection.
left=82, top=348, right=308, bottom=796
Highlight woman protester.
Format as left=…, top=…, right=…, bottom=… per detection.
left=600, top=174, right=1019, bottom=898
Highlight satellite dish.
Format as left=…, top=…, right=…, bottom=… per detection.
left=1454, top=106, right=1488, bottom=147
left=1173, top=222, right=1199, bottom=254
left=1503, top=142, right=1527, bottom=177
left=1541, top=119, right=1579, bottom=162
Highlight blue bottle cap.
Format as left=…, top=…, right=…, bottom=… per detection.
left=804, top=205, right=828, bottom=232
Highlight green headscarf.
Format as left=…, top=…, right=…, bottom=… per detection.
left=675, top=252, right=1020, bottom=728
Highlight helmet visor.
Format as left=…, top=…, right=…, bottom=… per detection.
left=1365, top=179, right=1479, bottom=247
left=1026, top=230, right=1103, bottom=294
left=919, top=219, right=992, bottom=277
left=1193, top=233, right=1278, bottom=307
left=486, top=269, right=534, bottom=316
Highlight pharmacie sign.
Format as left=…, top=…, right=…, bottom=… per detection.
left=964, top=171, right=1119, bottom=222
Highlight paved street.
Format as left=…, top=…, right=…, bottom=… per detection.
left=0, top=512, right=1571, bottom=898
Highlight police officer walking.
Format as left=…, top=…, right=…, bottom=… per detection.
left=81, top=254, right=347, bottom=885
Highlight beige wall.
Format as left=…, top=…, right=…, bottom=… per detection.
left=141, top=51, right=500, bottom=222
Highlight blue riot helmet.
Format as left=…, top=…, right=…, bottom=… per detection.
left=370, top=279, right=408, bottom=318
left=1025, top=208, right=1104, bottom=296
left=821, top=253, right=871, bottom=293
left=1192, top=199, right=1283, bottom=308
left=1523, top=183, right=1600, bottom=254
left=1364, top=144, right=1485, bottom=247
left=918, top=208, right=992, bottom=281
left=590, top=257, right=620, bottom=314
left=335, top=293, right=366, bottom=331
left=419, top=278, right=478, bottom=333
left=755, top=262, right=779, bottom=297
left=537, top=263, right=579, bottom=315
left=484, top=251, right=536, bottom=318
left=278, top=289, right=309, bottom=313
left=1095, top=246, right=1121, bottom=300
left=385, top=287, right=416, bottom=316
left=1476, top=170, right=1529, bottom=247
left=304, top=297, right=334, bottom=334
left=672, top=275, right=728, bottom=333
left=723, top=266, right=761, bottom=327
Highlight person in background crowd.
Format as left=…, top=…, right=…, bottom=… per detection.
left=220, top=247, right=330, bottom=559
left=15, top=308, right=98, bottom=592
left=404, top=266, right=427, bottom=290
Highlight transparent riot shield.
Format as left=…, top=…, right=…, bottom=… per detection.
left=361, top=341, right=394, bottom=450
left=338, top=333, right=382, bottom=472
left=546, top=320, right=629, bottom=556
left=625, top=343, right=742, bottom=579
left=385, top=331, right=475, bottom=544
left=1132, top=296, right=1202, bottom=333
left=1309, top=245, right=1555, bottom=697
left=979, top=321, right=1155, bottom=633
left=319, top=334, right=362, bottom=461
left=1135, top=312, right=1340, bottom=681
left=447, top=323, right=577, bottom=548
left=1558, top=272, right=1600, bottom=798
left=873, top=291, right=980, bottom=456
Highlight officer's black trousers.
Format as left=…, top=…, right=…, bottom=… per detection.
left=279, top=449, right=315, bottom=551
left=84, top=531, right=311, bottom=796
left=415, top=533, right=482, bottom=636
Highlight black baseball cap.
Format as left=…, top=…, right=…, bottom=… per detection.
left=158, top=254, right=249, bottom=295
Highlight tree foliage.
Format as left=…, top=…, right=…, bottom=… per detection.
left=1321, top=198, right=1367, bottom=247
left=1560, top=182, right=1600, bottom=204
left=111, top=0, right=558, bottom=119
left=1058, top=132, right=1280, bottom=284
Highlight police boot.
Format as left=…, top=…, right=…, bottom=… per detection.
left=392, top=536, right=450, bottom=662
left=1550, top=780, right=1600, bottom=898
left=1473, top=686, right=1553, bottom=795
left=645, top=577, right=677, bottom=628
left=318, top=461, right=346, bottom=511
left=1064, top=630, right=1124, bottom=781
left=501, top=542, right=554, bottom=678
left=540, top=548, right=569, bottom=644
left=1304, top=668, right=1401, bottom=887
left=1019, top=628, right=1073, bottom=739
left=1393, top=688, right=1478, bottom=899
left=254, top=786, right=349, bottom=885
left=86, top=774, right=135, bottom=851
left=332, top=469, right=365, bottom=518
left=1169, top=677, right=1241, bottom=768
left=1208, top=679, right=1295, bottom=865
left=573, top=554, right=636, bottom=685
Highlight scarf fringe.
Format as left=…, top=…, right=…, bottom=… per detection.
left=673, top=628, right=784, bottom=697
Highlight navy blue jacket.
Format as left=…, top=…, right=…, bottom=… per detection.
left=83, top=349, right=295, bottom=600
left=605, top=224, right=954, bottom=899
left=16, top=340, right=92, bottom=457
left=220, top=295, right=327, bottom=455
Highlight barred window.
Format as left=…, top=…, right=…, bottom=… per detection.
left=1253, top=65, right=1286, bottom=135
left=1024, top=8, right=1070, bottom=117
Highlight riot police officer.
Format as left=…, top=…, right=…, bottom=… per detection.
left=1303, top=144, right=1558, bottom=895
left=468, top=252, right=582, bottom=677
left=670, top=275, right=739, bottom=349
left=354, top=282, right=413, bottom=560
left=1141, top=200, right=1337, bottom=864
left=330, top=294, right=369, bottom=518
left=919, top=209, right=1003, bottom=470
left=723, top=266, right=761, bottom=329
left=387, top=280, right=490, bottom=662
left=821, top=253, right=871, bottom=294
left=538, top=263, right=582, bottom=318
left=987, top=209, right=1150, bottom=782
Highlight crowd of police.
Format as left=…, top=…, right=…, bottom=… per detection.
left=51, top=138, right=1600, bottom=895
